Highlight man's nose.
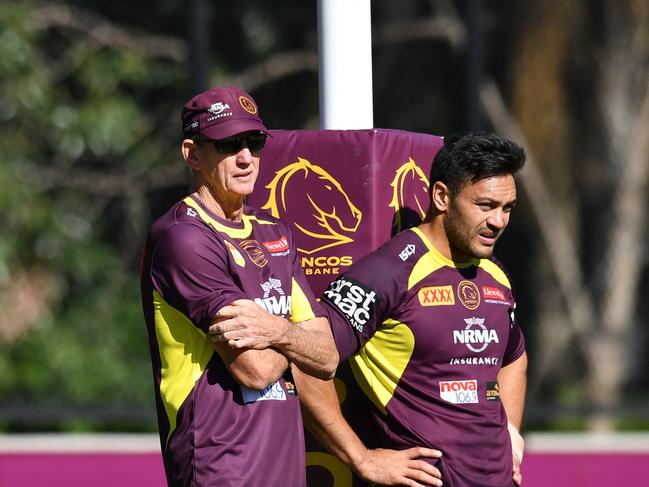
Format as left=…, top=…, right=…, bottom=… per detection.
left=487, top=209, right=508, bottom=229
left=236, top=147, right=253, bottom=163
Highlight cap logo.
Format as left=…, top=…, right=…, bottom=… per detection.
left=207, top=102, right=230, bottom=115
left=239, top=96, right=257, bottom=114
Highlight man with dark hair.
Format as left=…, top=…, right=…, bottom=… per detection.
left=293, top=132, right=528, bottom=487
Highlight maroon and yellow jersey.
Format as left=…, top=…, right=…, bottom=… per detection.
left=321, top=227, right=525, bottom=487
left=141, top=195, right=322, bottom=487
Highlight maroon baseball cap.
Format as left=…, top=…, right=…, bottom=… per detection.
left=181, top=85, right=269, bottom=140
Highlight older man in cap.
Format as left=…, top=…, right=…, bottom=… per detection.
left=140, top=86, right=338, bottom=486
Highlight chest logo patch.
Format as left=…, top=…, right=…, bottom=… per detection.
left=458, top=280, right=480, bottom=310
left=486, top=381, right=500, bottom=401
left=260, top=277, right=284, bottom=298
left=453, top=317, right=500, bottom=353
left=263, top=236, right=290, bottom=256
left=255, top=277, right=291, bottom=316
left=239, top=239, right=268, bottom=267
left=240, top=381, right=286, bottom=404
left=439, top=379, right=478, bottom=404
left=482, top=286, right=510, bottom=305
left=418, top=285, right=455, bottom=306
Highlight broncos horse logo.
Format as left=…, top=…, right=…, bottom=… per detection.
left=261, top=157, right=362, bottom=255
left=389, top=157, right=430, bottom=234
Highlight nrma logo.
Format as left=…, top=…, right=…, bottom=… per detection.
left=389, top=158, right=430, bottom=234
left=453, top=317, right=499, bottom=353
left=262, top=157, right=362, bottom=255
left=254, top=277, right=291, bottom=316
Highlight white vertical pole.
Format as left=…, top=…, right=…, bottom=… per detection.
left=317, top=0, right=374, bottom=129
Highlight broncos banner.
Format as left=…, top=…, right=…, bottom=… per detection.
left=248, top=128, right=443, bottom=486
left=250, top=129, right=443, bottom=296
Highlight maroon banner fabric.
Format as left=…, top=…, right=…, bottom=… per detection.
left=249, top=129, right=444, bottom=296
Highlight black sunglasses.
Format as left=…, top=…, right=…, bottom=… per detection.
left=196, top=132, right=268, bottom=154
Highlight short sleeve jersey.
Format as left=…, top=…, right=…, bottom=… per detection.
left=321, top=227, right=525, bottom=487
left=140, top=195, right=322, bottom=487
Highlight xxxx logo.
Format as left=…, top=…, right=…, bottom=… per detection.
left=262, top=157, right=362, bottom=255
left=389, top=158, right=430, bottom=234
left=418, top=285, right=455, bottom=306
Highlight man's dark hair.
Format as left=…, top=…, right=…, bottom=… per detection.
left=429, top=132, right=526, bottom=196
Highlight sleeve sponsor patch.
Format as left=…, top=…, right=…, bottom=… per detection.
left=322, top=276, right=379, bottom=334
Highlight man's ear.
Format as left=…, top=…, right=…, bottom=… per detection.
left=431, top=181, right=450, bottom=213
left=182, top=139, right=202, bottom=170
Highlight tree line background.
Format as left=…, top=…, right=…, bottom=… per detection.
left=1, top=0, right=647, bottom=433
